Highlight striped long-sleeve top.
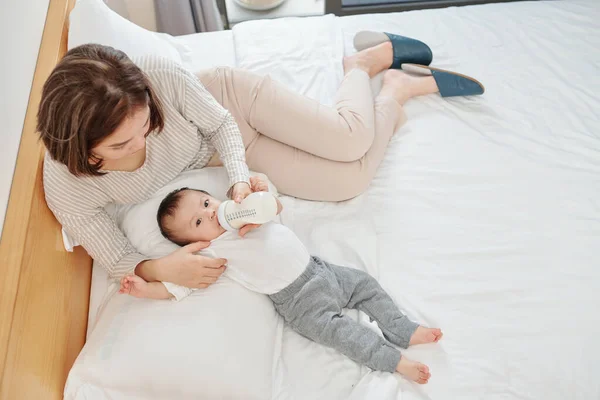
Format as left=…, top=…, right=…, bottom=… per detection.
left=42, top=55, right=250, bottom=279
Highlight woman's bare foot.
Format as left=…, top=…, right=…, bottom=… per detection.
left=409, top=326, right=443, bottom=346
left=396, top=356, right=431, bottom=384
left=343, top=42, right=393, bottom=77
left=379, top=69, right=439, bottom=105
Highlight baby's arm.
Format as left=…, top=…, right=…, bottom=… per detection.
left=119, top=274, right=173, bottom=300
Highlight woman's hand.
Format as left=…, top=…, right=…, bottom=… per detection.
left=138, top=241, right=227, bottom=289
left=238, top=176, right=272, bottom=237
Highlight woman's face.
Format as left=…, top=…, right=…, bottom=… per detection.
left=91, top=106, right=151, bottom=161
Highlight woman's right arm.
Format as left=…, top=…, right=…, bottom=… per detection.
left=53, top=204, right=227, bottom=286
left=43, top=159, right=226, bottom=285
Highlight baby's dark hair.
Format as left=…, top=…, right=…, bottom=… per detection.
left=157, top=187, right=209, bottom=246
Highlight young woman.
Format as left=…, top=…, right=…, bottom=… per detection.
left=38, top=35, right=481, bottom=288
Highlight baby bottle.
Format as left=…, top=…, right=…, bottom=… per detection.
left=217, top=191, right=278, bottom=231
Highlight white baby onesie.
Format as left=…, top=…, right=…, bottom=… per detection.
left=163, top=222, right=310, bottom=300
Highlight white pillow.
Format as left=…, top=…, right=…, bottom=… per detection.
left=65, top=278, right=282, bottom=399
left=66, top=168, right=282, bottom=400
left=68, top=0, right=191, bottom=63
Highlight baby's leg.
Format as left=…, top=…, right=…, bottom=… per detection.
left=332, top=265, right=442, bottom=347
left=271, top=259, right=429, bottom=382
left=292, top=309, right=429, bottom=383
left=295, top=309, right=400, bottom=372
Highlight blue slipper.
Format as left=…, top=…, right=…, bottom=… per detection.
left=402, top=64, right=485, bottom=97
left=354, top=31, right=433, bottom=69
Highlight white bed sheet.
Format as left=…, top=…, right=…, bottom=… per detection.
left=86, top=1, right=600, bottom=399
left=232, top=1, right=600, bottom=399
left=232, top=14, right=344, bottom=105
left=269, top=1, right=600, bottom=400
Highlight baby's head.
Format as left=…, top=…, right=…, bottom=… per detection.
left=157, top=188, right=225, bottom=246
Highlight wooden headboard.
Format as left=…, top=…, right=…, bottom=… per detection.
left=0, top=0, right=93, bottom=398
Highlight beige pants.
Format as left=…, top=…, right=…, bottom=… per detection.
left=199, top=67, right=406, bottom=201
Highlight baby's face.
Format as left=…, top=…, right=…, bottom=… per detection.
left=166, top=190, right=225, bottom=243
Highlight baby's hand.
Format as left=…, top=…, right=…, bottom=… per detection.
left=251, top=174, right=283, bottom=215
left=249, top=175, right=269, bottom=193
left=119, top=274, right=151, bottom=298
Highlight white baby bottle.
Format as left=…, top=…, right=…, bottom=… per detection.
left=217, top=191, right=278, bottom=231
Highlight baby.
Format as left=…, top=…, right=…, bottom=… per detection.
left=120, top=184, right=442, bottom=384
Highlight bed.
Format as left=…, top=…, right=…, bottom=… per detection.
left=1, top=0, right=599, bottom=399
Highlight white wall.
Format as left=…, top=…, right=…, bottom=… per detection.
left=0, top=0, right=50, bottom=238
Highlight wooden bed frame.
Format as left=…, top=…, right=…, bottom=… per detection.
left=0, top=0, right=92, bottom=398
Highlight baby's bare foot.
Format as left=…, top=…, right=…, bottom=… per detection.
left=409, top=326, right=443, bottom=346
left=396, top=356, right=431, bottom=384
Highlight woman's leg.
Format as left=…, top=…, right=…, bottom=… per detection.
left=197, top=44, right=438, bottom=201
left=200, top=67, right=375, bottom=162
left=244, top=92, right=404, bottom=201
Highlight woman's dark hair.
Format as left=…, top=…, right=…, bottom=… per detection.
left=157, top=188, right=210, bottom=246
left=37, top=43, right=165, bottom=176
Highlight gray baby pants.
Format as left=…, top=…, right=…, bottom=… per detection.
left=269, top=256, right=419, bottom=373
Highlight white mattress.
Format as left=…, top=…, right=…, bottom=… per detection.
left=87, top=1, right=600, bottom=399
